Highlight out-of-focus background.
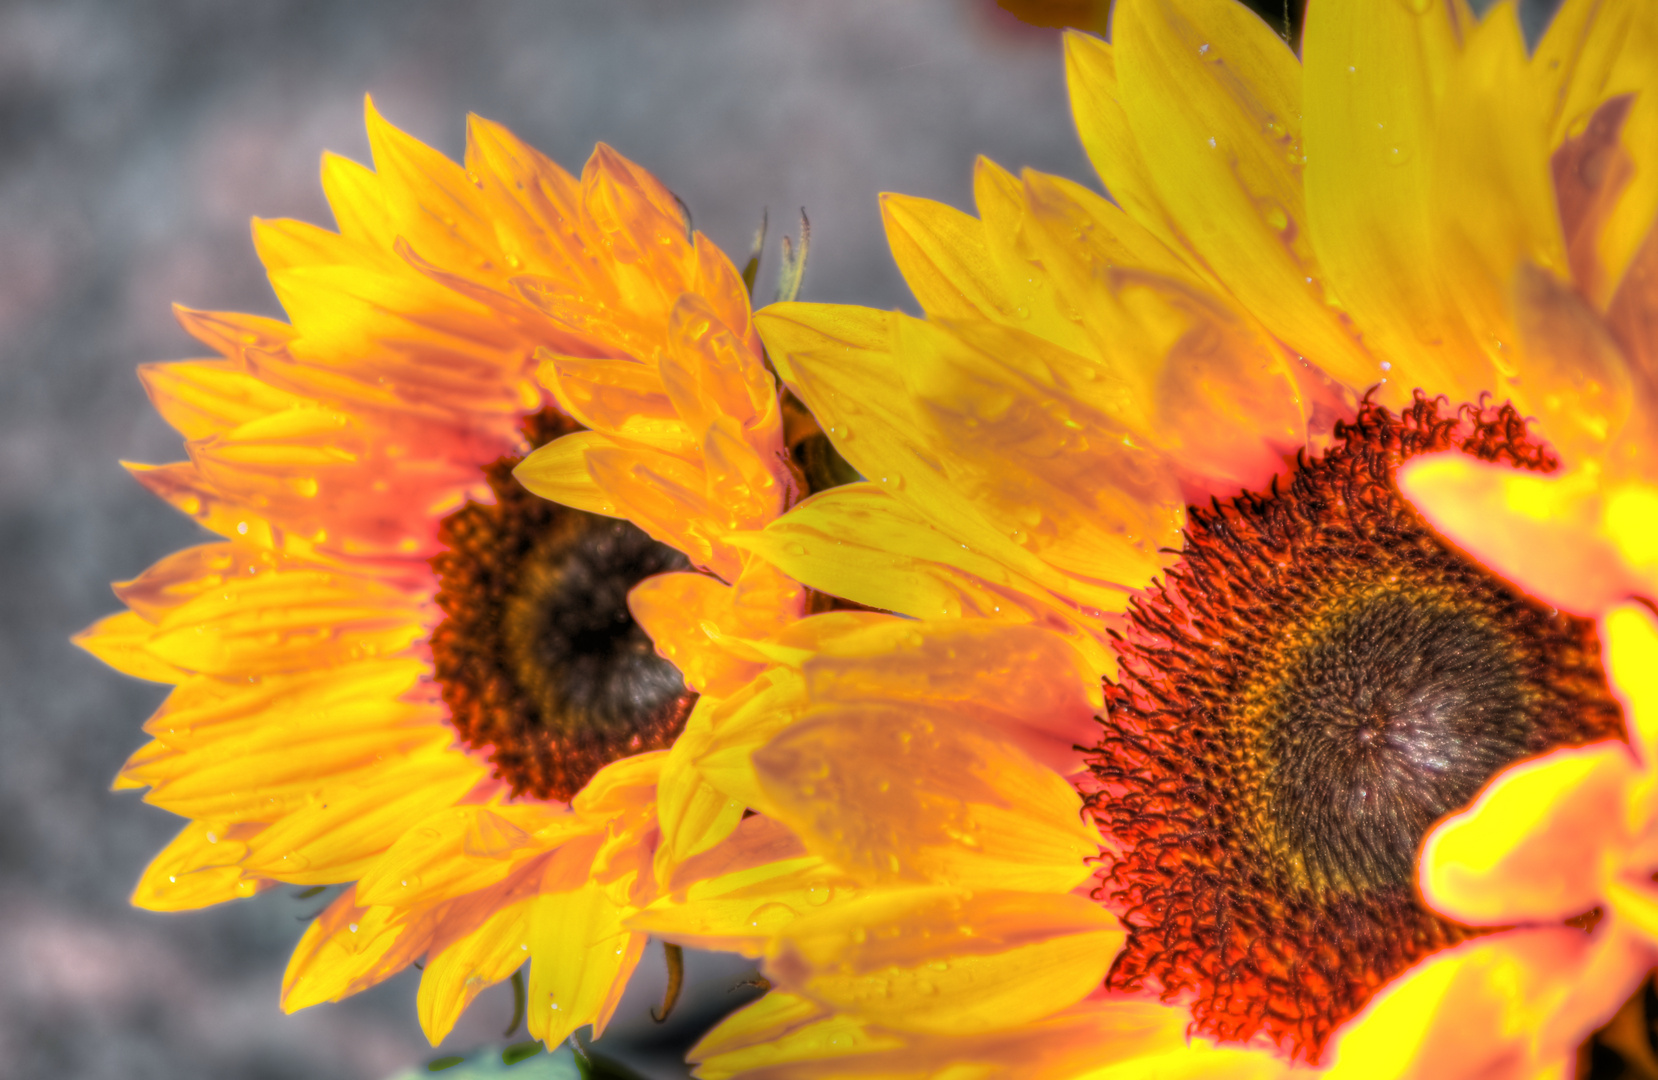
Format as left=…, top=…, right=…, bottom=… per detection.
left=0, top=1, right=1561, bottom=1078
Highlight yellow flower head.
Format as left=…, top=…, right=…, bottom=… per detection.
left=75, top=98, right=806, bottom=1050
left=628, top=0, right=1658, bottom=1076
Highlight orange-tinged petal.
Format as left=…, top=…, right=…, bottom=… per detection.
left=629, top=561, right=807, bottom=697
left=571, top=749, right=666, bottom=821
left=764, top=887, right=1122, bottom=1036
left=356, top=803, right=592, bottom=907
left=1399, top=455, right=1658, bottom=614
left=131, top=820, right=265, bottom=911
left=1422, top=741, right=1633, bottom=925
left=1536, top=0, right=1658, bottom=306
left=1509, top=263, right=1634, bottom=467
left=139, top=360, right=306, bottom=442
left=584, top=442, right=729, bottom=574
left=536, top=353, right=677, bottom=434
left=417, top=895, right=535, bottom=1045
left=1114, top=0, right=1375, bottom=388
left=753, top=706, right=1100, bottom=893
left=361, top=97, right=507, bottom=278
left=662, top=292, right=782, bottom=448
left=1301, top=0, right=1486, bottom=405
left=283, top=886, right=438, bottom=1012
left=124, top=460, right=279, bottom=551
left=802, top=619, right=1103, bottom=776
left=72, top=610, right=186, bottom=684
left=1324, top=927, right=1636, bottom=1080
left=112, top=543, right=279, bottom=623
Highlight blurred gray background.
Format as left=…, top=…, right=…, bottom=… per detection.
left=0, top=2, right=1094, bottom=1077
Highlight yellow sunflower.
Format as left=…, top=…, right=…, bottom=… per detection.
left=74, top=99, right=807, bottom=1051
left=615, top=0, right=1658, bottom=1075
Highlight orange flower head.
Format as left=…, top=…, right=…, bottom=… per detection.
left=1091, top=394, right=1623, bottom=1059
left=74, top=97, right=809, bottom=1050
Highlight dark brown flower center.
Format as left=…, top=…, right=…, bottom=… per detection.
left=1087, top=394, right=1624, bottom=1062
left=430, top=411, right=695, bottom=802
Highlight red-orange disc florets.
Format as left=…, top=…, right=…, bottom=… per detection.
left=1086, top=393, right=1624, bottom=1061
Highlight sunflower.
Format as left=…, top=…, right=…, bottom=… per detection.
left=617, top=0, right=1658, bottom=1075
left=74, top=99, right=809, bottom=1051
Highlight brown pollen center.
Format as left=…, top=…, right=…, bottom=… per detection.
left=430, top=411, right=695, bottom=801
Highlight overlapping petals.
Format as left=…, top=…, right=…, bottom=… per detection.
left=650, top=0, right=1658, bottom=1077
left=76, top=99, right=793, bottom=1048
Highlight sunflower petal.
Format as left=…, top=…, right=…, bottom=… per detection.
left=131, top=820, right=264, bottom=911
left=1301, top=0, right=1486, bottom=404
left=282, top=886, right=438, bottom=1012
left=764, top=887, right=1123, bottom=1036
left=417, top=895, right=536, bottom=1046
left=1114, top=0, right=1374, bottom=386
left=753, top=705, right=1100, bottom=893
left=1422, top=742, right=1633, bottom=924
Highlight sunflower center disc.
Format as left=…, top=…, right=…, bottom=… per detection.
left=1088, top=395, right=1624, bottom=1062
left=431, top=411, right=695, bottom=802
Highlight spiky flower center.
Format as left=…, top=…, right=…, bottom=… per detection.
left=1087, top=395, right=1624, bottom=1061
left=430, top=411, right=694, bottom=801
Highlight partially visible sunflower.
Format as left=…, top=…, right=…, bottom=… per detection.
left=76, top=100, right=808, bottom=1049
left=621, top=0, right=1658, bottom=1076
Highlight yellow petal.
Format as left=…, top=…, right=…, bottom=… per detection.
left=1323, top=927, right=1621, bottom=1080
left=730, top=483, right=1066, bottom=623
left=1606, top=604, right=1658, bottom=764
left=240, top=753, right=485, bottom=884
left=1509, top=263, right=1634, bottom=466
left=691, top=993, right=898, bottom=1080
left=654, top=698, right=746, bottom=885
left=525, top=875, right=645, bottom=1045
left=513, top=430, right=627, bottom=518
left=142, top=565, right=423, bottom=677
left=760, top=303, right=1173, bottom=613
left=1063, top=31, right=1196, bottom=275
left=881, top=192, right=1015, bottom=323
left=1398, top=455, right=1658, bottom=614
left=356, top=803, right=593, bottom=907
left=417, top=895, right=535, bottom=1045
left=131, top=820, right=265, bottom=911
left=72, top=610, right=186, bottom=684
left=1301, top=0, right=1487, bottom=404
left=139, top=360, right=306, bottom=442
left=1429, top=2, right=1570, bottom=379
left=283, top=886, right=437, bottom=1011
left=803, top=619, right=1104, bottom=776
left=1114, top=0, right=1374, bottom=387
left=753, top=705, right=1100, bottom=893
left=765, top=887, right=1122, bottom=1036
